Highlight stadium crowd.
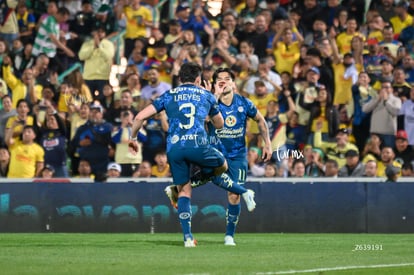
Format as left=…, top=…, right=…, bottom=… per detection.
left=0, top=0, right=413, bottom=181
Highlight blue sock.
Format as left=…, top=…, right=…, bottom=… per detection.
left=225, top=203, right=241, bottom=237
left=177, top=197, right=193, bottom=241
left=214, top=173, right=247, bottom=194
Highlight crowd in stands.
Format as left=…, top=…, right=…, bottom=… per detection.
left=0, top=0, right=413, bottom=181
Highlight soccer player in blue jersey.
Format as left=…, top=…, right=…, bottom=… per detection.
left=128, top=62, right=228, bottom=247
left=208, top=67, right=272, bottom=245
left=166, top=67, right=273, bottom=245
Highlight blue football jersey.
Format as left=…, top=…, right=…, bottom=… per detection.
left=152, top=84, right=220, bottom=152
left=209, top=94, right=258, bottom=158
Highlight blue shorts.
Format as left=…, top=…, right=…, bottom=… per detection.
left=213, top=156, right=247, bottom=185
left=167, top=146, right=225, bottom=185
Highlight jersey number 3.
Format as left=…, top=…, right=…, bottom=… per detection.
left=179, top=103, right=195, bottom=129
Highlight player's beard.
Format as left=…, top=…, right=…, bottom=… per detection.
left=223, top=86, right=232, bottom=95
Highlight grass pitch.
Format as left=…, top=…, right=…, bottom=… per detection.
left=0, top=233, right=413, bottom=275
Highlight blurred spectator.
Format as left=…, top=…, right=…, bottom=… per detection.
left=303, top=16, right=327, bottom=47
left=348, top=72, right=377, bottom=151
left=2, top=56, right=42, bottom=108
left=246, top=14, right=271, bottom=60
left=140, top=67, right=171, bottom=106
left=401, top=53, right=414, bottom=84
left=399, top=87, right=414, bottom=146
left=363, top=38, right=385, bottom=84
left=78, top=25, right=115, bottom=105
left=330, top=41, right=362, bottom=106
left=299, top=0, right=322, bottom=35
left=248, top=80, right=278, bottom=146
left=0, top=146, right=10, bottom=177
left=363, top=160, right=378, bottom=177
left=239, top=0, right=263, bottom=24
left=170, top=29, right=199, bottom=60
left=392, top=67, right=411, bottom=102
left=264, top=162, right=278, bottom=177
left=363, top=80, right=402, bottom=148
left=394, top=130, right=414, bottom=167
left=220, top=11, right=240, bottom=48
left=379, top=25, right=401, bottom=59
left=101, top=83, right=116, bottom=112
left=299, top=84, right=339, bottom=144
left=16, top=1, right=36, bottom=45
left=175, top=1, right=214, bottom=48
left=305, top=47, right=334, bottom=94
left=10, top=40, right=35, bottom=78
left=116, top=0, right=153, bottom=59
left=390, top=1, right=412, bottom=37
left=132, top=160, right=154, bottom=178
left=127, top=40, right=146, bottom=77
left=314, top=127, right=359, bottom=169
left=235, top=40, right=258, bottom=76
left=0, top=0, right=18, bottom=48
left=242, top=57, right=282, bottom=97
left=67, top=101, right=89, bottom=174
left=5, top=125, right=44, bottom=178
left=401, top=162, right=414, bottom=177
left=372, top=0, right=395, bottom=23
left=338, top=149, right=365, bottom=177
left=271, top=19, right=303, bottom=75
left=385, top=164, right=401, bottom=182
left=39, top=164, right=55, bottom=179
left=0, top=95, right=16, bottom=142
left=362, top=133, right=383, bottom=163
left=305, top=147, right=325, bottom=177
left=38, top=110, right=69, bottom=178
left=112, top=110, right=146, bottom=177
left=291, top=158, right=306, bottom=177
left=66, top=69, right=93, bottom=106
left=142, top=111, right=168, bottom=164
left=204, top=28, right=238, bottom=69
left=31, top=54, right=54, bottom=88
left=151, top=150, right=170, bottom=177
left=285, top=111, right=306, bottom=151
left=143, top=40, right=174, bottom=85
left=107, top=162, right=122, bottom=178
left=247, top=146, right=265, bottom=177
left=76, top=159, right=94, bottom=179
left=5, top=99, right=35, bottom=139
left=69, top=0, right=95, bottom=46
left=324, top=159, right=339, bottom=178
left=119, top=70, right=141, bottom=101
left=377, top=146, right=402, bottom=177
left=105, top=89, right=137, bottom=126
left=164, top=19, right=182, bottom=46
left=335, top=17, right=362, bottom=55
left=94, top=4, right=119, bottom=40
left=32, top=7, right=75, bottom=73
left=265, top=91, right=295, bottom=164
left=70, top=102, right=113, bottom=177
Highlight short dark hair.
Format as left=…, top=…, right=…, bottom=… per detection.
left=212, top=67, right=235, bottom=84
left=58, top=7, right=70, bottom=16
left=179, top=62, right=202, bottom=83
left=325, top=159, right=339, bottom=168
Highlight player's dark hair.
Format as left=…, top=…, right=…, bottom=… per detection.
left=212, top=67, right=235, bottom=85
left=179, top=62, right=202, bottom=83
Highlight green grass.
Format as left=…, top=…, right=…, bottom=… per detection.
left=0, top=233, right=413, bottom=275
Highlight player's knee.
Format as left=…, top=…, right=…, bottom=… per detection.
left=228, top=193, right=240, bottom=204
left=214, top=160, right=228, bottom=175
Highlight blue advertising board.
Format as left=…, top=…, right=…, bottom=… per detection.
left=0, top=180, right=413, bottom=233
